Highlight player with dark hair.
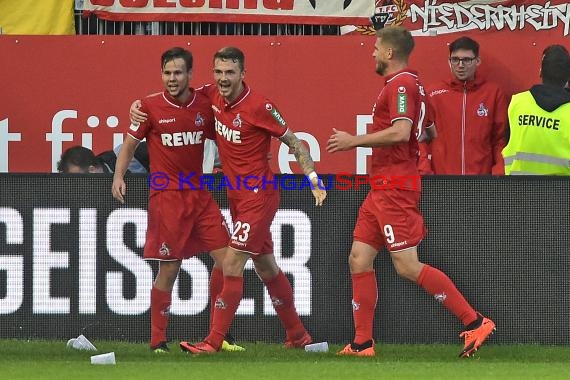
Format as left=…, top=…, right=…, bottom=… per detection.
left=133, top=46, right=326, bottom=353
left=57, top=143, right=149, bottom=173
left=540, top=44, right=570, bottom=86
left=327, top=26, right=495, bottom=358
left=418, top=36, right=508, bottom=175
left=179, top=46, right=326, bottom=353
left=503, top=44, right=570, bottom=175
left=112, top=47, right=238, bottom=353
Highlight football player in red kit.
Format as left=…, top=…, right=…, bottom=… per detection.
left=130, top=47, right=326, bottom=353
left=327, top=26, right=495, bottom=358
left=113, top=47, right=231, bottom=353
left=179, top=47, right=326, bottom=353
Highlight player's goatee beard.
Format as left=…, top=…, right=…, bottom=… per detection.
left=376, top=64, right=386, bottom=75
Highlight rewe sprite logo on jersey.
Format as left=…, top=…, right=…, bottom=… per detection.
left=266, top=103, right=287, bottom=127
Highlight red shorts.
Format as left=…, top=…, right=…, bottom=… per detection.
left=353, top=189, right=426, bottom=252
left=228, top=190, right=279, bottom=255
left=144, top=190, right=229, bottom=261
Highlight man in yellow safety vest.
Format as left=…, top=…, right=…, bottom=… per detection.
left=503, top=45, right=570, bottom=175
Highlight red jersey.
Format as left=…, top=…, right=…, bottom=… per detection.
left=370, top=69, right=424, bottom=190
left=128, top=89, right=215, bottom=191
left=201, top=83, right=288, bottom=198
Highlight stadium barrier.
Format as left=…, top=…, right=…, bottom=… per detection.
left=0, top=174, right=569, bottom=344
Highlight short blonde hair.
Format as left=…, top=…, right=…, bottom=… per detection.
left=376, top=26, right=414, bottom=61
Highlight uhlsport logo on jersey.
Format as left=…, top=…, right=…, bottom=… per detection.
left=266, top=103, right=286, bottom=127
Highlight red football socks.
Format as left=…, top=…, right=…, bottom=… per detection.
left=351, top=271, right=377, bottom=345
left=206, top=275, right=243, bottom=349
left=150, top=286, right=171, bottom=347
left=417, top=264, right=478, bottom=326
left=264, top=271, right=305, bottom=340
left=209, top=266, right=224, bottom=328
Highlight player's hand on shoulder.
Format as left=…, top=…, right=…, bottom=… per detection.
left=129, top=99, right=147, bottom=124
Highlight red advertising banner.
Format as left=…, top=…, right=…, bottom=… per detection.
left=0, top=33, right=567, bottom=174
left=82, top=0, right=375, bottom=25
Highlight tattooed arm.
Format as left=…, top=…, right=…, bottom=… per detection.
left=279, top=130, right=316, bottom=175
left=279, top=130, right=326, bottom=206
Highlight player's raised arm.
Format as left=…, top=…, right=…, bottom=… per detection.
left=279, top=130, right=326, bottom=206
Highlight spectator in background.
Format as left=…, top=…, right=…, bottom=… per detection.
left=57, top=142, right=150, bottom=173
left=418, top=36, right=508, bottom=175
left=503, top=44, right=570, bottom=175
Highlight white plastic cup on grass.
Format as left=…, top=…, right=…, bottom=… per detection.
left=91, top=352, right=116, bottom=365
left=73, top=334, right=97, bottom=351
left=304, top=342, right=329, bottom=352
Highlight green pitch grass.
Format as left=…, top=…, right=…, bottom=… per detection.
left=1, top=340, right=569, bottom=380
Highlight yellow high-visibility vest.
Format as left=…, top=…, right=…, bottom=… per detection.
left=503, top=91, right=570, bottom=175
